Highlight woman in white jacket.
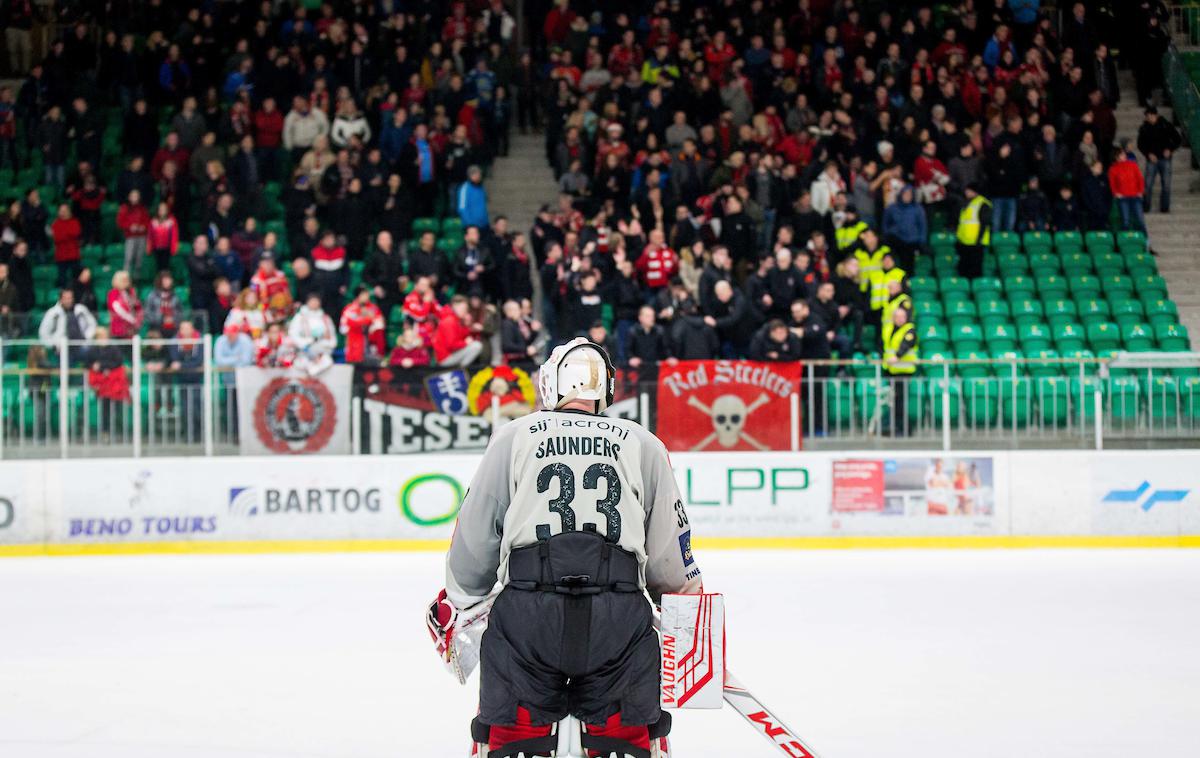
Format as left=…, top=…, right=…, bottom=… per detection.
left=330, top=100, right=372, bottom=150
left=288, top=292, right=337, bottom=375
left=809, top=160, right=847, bottom=216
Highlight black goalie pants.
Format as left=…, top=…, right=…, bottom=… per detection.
left=478, top=533, right=662, bottom=730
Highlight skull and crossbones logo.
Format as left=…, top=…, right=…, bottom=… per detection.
left=687, top=393, right=771, bottom=451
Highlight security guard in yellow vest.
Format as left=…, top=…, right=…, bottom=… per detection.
left=883, top=306, right=918, bottom=435
left=835, top=207, right=869, bottom=255
left=881, top=277, right=912, bottom=346
left=956, top=183, right=992, bottom=279
left=853, top=228, right=891, bottom=338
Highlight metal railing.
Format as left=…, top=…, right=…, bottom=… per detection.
left=1168, top=4, right=1200, bottom=47
left=2, top=339, right=1197, bottom=458
left=1164, top=44, right=1200, bottom=158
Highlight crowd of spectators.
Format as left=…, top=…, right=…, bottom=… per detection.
left=0, top=0, right=1182, bottom=386
left=520, top=0, right=1174, bottom=373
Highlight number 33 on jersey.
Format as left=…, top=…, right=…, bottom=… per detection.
left=445, top=410, right=703, bottom=609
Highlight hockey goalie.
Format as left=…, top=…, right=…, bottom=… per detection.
left=427, top=337, right=703, bottom=757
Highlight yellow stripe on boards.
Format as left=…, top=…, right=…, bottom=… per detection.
left=1, top=534, right=1199, bottom=557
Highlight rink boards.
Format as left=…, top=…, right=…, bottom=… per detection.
left=0, top=450, right=1198, bottom=555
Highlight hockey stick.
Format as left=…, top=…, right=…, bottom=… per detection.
left=443, top=596, right=824, bottom=757
left=722, top=671, right=823, bottom=758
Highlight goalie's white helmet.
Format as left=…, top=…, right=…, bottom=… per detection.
left=538, top=337, right=616, bottom=412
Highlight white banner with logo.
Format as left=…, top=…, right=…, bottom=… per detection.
left=236, top=366, right=353, bottom=455
left=1, top=450, right=1197, bottom=549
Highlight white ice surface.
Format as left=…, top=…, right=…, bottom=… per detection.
left=1, top=549, right=1198, bottom=758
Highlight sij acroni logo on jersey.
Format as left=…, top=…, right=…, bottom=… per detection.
left=678, top=530, right=694, bottom=566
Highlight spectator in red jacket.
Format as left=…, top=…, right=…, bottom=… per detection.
left=1108, top=145, right=1146, bottom=235
left=147, top=201, right=179, bottom=274
left=432, top=294, right=483, bottom=367
left=151, top=131, right=190, bottom=180
left=106, top=269, right=143, bottom=339
left=339, top=286, right=386, bottom=364
left=51, top=203, right=82, bottom=287
left=253, top=97, right=284, bottom=182
left=389, top=320, right=432, bottom=368
left=117, top=189, right=151, bottom=278
left=636, top=228, right=679, bottom=291
left=69, top=174, right=106, bottom=245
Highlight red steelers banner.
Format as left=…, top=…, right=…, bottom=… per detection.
left=656, top=361, right=803, bottom=452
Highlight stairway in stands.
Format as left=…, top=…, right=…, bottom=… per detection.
left=486, top=130, right=559, bottom=235
left=1116, top=69, right=1200, bottom=343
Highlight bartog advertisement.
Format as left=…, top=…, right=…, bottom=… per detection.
left=44, top=457, right=481, bottom=544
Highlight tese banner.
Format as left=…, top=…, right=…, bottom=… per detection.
left=656, top=361, right=802, bottom=452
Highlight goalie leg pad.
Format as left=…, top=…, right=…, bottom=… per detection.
left=580, top=711, right=672, bottom=758
left=472, top=709, right=557, bottom=758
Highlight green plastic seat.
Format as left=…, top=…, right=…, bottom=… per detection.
left=1075, top=297, right=1111, bottom=326
left=1144, top=299, right=1179, bottom=328
left=971, top=276, right=1003, bottom=298
left=441, top=217, right=464, bottom=235
left=1067, top=374, right=1105, bottom=422
left=412, top=217, right=439, bottom=235
left=992, top=231, right=1021, bottom=254
left=996, top=251, right=1029, bottom=275
left=996, top=376, right=1033, bottom=427
left=1109, top=298, right=1145, bottom=325
left=1109, top=376, right=1142, bottom=425
left=436, top=237, right=462, bottom=254
left=1028, top=252, right=1060, bottom=274
left=1134, top=274, right=1168, bottom=300
left=952, top=322, right=984, bottom=349
left=1036, top=375, right=1071, bottom=426
left=1054, top=231, right=1083, bottom=255
left=909, top=276, right=939, bottom=298
left=1156, top=323, right=1191, bottom=352
left=1147, top=376, right=1180, bottom=423
left=1023, top=231, right=1053, bottom=254
left=919, top=322, right=949, bottom=344
left=1068, top=274, right=1101, bottom=297
left=1043, top=298, right=1078, bottom=327
left=921, top=347, right=951, bottom=376
left=929, top=231, right=957, bottom=251
left=978, top=299, right=1011, bottom=321
left=956, top=349, right=992, bottom=379
left=915, top=300, right=944, bottom=321
left=1054, top=322, right=1087, bottom=352
left=1093, top=252, right=1124, bottom=275
left=1060, top=252, right=1093, bottom=275
left=1181, top=377, right=1200, bottom=420
left=1003, top=275, right=1036, bottom=297
left=1084, top=230, right=1115, bottom=254
left=1011, top=299, right=1045, bottom=328
left=913, top=256, right=934, bottom=276
left=927, top=377, right=961, bottom=425
left=1116, top=230, right=1147, bottom=254
left=962, top=376, right=1000, bottom=426
left=1020, top=322, right=1053, bottom=352
left=1123, top=252, right=1157, bottom=276
left=1099, top=274, right=1135, bottom=299
left=933, top=253, right=959, bottom=275
left=1036, top=274, right=1069, bottom=298
left=985, top=321, right=1018, bottom=349
left=944, top=299, right=978, bottom=323
left=1122, top=322, right=1156, bottom=352
left=1086, top=321, right=1122, bottom=352
left=939, top=276, right=970, bottom=296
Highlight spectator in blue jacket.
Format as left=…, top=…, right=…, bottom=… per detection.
left=983, top=25, right=1016, bottom=70
left=214, top=322, right=256, bottom=385
left=457, top=165, right=489, bottom=230
left=882, top=185, right=927, bottom=273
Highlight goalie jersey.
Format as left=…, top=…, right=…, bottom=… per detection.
left=446, top=409, right=702, bottom=608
